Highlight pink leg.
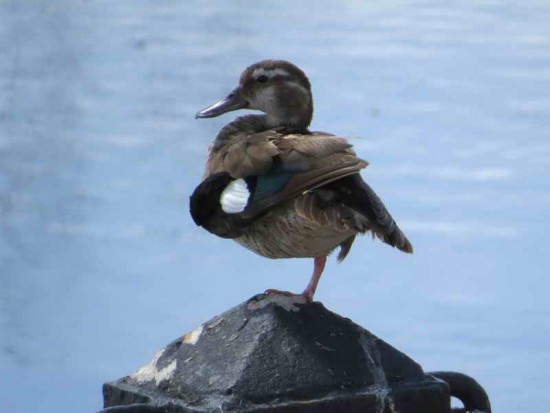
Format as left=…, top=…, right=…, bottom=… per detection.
left=264, top=256, right=328, bottom=303
left=301, top=256, right=327, bottom=302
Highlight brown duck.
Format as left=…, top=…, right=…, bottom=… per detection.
left=190, top=60, right=413, bottom=302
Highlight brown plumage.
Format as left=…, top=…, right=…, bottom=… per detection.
left=191, top=60, right=412, bottom=301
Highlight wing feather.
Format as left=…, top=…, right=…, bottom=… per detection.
left=201, top=131, right=372, bottom=234
left=205, top=131, right=367, bottom=195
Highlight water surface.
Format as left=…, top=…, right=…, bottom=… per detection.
left=1, top=1, right=549, bottom=412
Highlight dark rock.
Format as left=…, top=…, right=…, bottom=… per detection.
left=101, top=294, right=457, bottom=412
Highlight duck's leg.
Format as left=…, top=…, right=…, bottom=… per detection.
left=264, top=256, right=327, bottom=302
left=301, top=256, right=327, bottom=302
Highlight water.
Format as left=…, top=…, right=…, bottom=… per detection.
left=1, top=1, right=549, bottom=412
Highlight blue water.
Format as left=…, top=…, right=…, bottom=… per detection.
left=1, top=1, right=549, bottom=412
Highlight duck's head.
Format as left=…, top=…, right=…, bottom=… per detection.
left=196, top=60, right=313, bottom=130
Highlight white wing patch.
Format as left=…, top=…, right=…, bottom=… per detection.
left=220, top=179, right=250, bottom=213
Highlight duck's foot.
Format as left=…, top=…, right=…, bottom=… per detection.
left=264, top=289, right=311, bottom=303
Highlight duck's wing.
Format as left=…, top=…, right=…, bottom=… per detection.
left=205, top=130, right=366, bottom=176
left=192, top=132, right=368, bottom=237
left=203, top=130, right=282, bottom=179
left=208, top=131, right=368, bottom=216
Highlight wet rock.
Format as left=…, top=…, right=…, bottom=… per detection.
left=102, top=294, right=452, bottom=412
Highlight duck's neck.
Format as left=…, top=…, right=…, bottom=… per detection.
left=212, top=115, right=269, bottom=148
left=213, top=111, right=312, bottom=149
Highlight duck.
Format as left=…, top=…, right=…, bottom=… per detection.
left=190, top=60, right=413, bottom=302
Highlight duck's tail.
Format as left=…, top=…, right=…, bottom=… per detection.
left=322, top=173, right=413, bottom=255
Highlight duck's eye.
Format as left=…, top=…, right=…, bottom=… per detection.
left=256, top=75, right=269, bottom=83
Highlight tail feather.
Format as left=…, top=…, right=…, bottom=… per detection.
left=362, top=179, right=413, bottom=253
left=356, top=176, right=413, bottom=253
left=323, top=174, right=413, bottom=253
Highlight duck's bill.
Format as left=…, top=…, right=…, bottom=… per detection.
left=195, top=89, right=248, bottom=118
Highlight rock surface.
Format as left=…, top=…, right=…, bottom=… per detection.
left=102, top=294, right=451, bottom=412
